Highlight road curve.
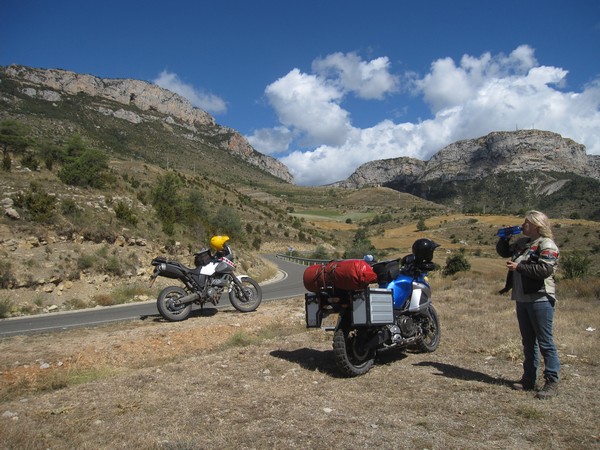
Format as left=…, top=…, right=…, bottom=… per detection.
left=0, top=254, right=308, bottom=338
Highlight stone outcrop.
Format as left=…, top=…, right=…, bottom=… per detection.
left=334, top=130, right=600, bottom=189
left=5, top=65, right=215, bottom=127
left=2, top=65, right=294, bottom=183
left=332, top=157, right=425, bottom=189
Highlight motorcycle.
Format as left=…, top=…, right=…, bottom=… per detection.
left=149, top=248, right=262, bottom=321
left=305, top=238, right=441, bottom=376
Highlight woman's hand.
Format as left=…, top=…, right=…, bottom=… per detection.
left=506, top=261, right=519, bottom=272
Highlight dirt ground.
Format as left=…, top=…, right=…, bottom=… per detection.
left=1, top=288, right=599, bottom=450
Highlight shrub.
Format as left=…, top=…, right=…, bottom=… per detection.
left=151, top=172, right=183, bottom=235
left=560, top=251, right=591, bottom=279
left=21, top=152, right=39, bottom=171
left=77, top=254, right=97, bottom=271
left=102, top=256, right=124, bottom=276
left=311, top=245, right=330, bottom=260
left=443, top=249, right=471, bottom=276
left=93, top=294, right=115, bottom=307
left=114, top=201, right=138, bottom=226
left=60, top=198, right=79, bottom=216
left=0, top=261, right=16, bottom=288
left=58, top=148, right=109, bottom=188
left=0, top=296, right=14, bottom=318
left=64, top=298, right=89, bottom=310
left=14, top=182, right=56, bottom=223
left=210, top=206, right=243, bottom=237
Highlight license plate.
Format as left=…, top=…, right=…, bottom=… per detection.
left=321, top=311, right=339, bottom=330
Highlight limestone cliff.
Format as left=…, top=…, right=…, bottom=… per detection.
left=334, top=130, right=600, bottom=189
left=2, top=65, right=293, bottom=183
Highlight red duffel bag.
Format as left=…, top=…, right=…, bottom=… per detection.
left=303, top=259, right=378, bottom=292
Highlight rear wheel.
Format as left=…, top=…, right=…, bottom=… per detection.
left=157, top=286, right=192, bottom=322
left=229, top=277, right=262, bottom=312
left=333, top=327, right=375, bottom=377
left=416, top=305, right=441, bottom=352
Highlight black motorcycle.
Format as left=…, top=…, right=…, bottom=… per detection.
left=150, top=249, right=262, bottom=321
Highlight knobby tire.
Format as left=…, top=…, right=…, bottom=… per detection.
left=157, top=286, right=192, bottom=322
left=229, top=277, right=262, bottom=313
left=416, top=305, right=441, bottom=352
left=333, top=328, right=375, bottom=377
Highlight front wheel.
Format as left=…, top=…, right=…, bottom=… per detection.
left=416, top=305, right=441, bottom=352
left=157, top=286, right=192, bottom=322
left=333, top=327, right=375, bottom=377
left=229, top=277, right=262, bottom=312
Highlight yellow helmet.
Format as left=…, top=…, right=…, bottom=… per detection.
left=210, top=235, right=230, bottom=252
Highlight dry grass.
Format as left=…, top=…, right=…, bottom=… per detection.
left=0, top=269, right=599, bottom=450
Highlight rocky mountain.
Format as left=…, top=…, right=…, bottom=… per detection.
left=1, top=65, right=293, bottom=183
left=334, top=130, right=600, bottom=218
left=335, top=130, right=600, bottom=189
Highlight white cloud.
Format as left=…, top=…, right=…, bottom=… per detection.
left=153, top=70, right=227, bottom=115
left=415, top=45, right=539, bottom=114
left=281, top=119, right=454, bottom=185
left=246, top=126, right=293, bottom=156
left=254, top=47, right=600, bottom=186
left=264, top=68, right=351, bottom=146
left=312, top=52, right=399, bottom=99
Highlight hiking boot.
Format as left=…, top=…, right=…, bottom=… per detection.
left=536, top=380, right=558, bottom=399
left=513, top=378, right=537, bottom=391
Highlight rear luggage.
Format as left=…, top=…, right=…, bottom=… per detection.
left=303, top=259, right=378, bottom=292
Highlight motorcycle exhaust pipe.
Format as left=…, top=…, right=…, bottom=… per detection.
left=177, top=292, right=200, bottom=304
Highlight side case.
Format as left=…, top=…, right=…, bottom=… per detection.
left=305, top=293, right=321, bottom=328
left=352, top=288, right=394, bottom=326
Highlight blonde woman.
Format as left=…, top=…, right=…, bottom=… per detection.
left=496, top=210, right=560, bottom=399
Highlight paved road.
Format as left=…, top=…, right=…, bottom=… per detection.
left=0, top=254, right=308, bottom=338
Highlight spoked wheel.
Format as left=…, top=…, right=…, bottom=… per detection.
left=333, top=327, right=376, bottom=377
left=416, top=305, right=441, bottom=352
left=157, top=286, right=192, bottom=322
left=229, top=277, right=262, bottom=312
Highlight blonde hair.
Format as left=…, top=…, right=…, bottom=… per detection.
left=525, top=210, right=554, bottom=239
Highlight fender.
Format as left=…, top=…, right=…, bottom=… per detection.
left=235, top=274, right=253, bottom=283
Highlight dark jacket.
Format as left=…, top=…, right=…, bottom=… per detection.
left=496, top=236, right=559, bottom=298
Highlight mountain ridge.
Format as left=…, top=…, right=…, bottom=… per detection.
left=333, top=129, right=600, bottom=189
left=1, top=64, right=293, bottom=183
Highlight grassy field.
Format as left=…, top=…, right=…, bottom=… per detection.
left=0, top=261, right=598, bottom=449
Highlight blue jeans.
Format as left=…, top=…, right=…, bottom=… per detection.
left=516, top=300, right=560, bottom=383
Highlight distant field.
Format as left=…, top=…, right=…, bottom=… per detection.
left=292, top=209, right=374, bottom=223
left=294, top=211, right=600, bottom=266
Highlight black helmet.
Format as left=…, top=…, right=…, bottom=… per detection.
left=412, top=238, right=440, bottom=263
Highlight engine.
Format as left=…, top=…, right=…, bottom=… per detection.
left=397, top=316, right=418, bottom=337
left=206, top=277, right=227, bottom=303
left=388, top=315, right=419, bottom=345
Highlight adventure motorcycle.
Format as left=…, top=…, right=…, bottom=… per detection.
left=150, top=248, right=262, bottom=321
left=305, top=238, right=441, bottom=376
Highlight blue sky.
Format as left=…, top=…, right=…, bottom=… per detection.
left=2, top=0, right=599, bottom=185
